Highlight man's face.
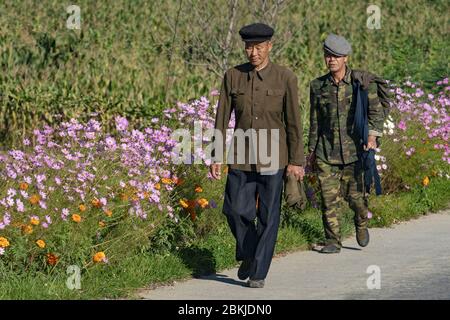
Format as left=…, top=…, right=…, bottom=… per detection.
left=324, top=52, right=347, bottom=72
left=245, top=40, right=272, bottom=68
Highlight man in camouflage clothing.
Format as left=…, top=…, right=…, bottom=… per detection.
left=308, top=34, right=384, bottom=253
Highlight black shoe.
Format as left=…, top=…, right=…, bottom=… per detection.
left=356, top=228, right=370, bottom=247
left=237, top=259, right=253, bottom=280
left=319, top=243, right=341, bottom=254
left=247, top=279, right=265, bottom=288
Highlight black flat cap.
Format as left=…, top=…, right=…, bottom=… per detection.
left=239, top=23, right=274, bottom=42
left=323, top=33, right=352, bottom=57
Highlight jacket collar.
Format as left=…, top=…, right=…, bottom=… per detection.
left=327, top=65, right=352, bottom=85
left=247, top=60, right=273, bottom=81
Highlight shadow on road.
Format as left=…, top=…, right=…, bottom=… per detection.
left=198, top=274, right=247, bottom=287
left=342, top=246, right=362, bottom=251
left=311, top=244, right=362, bottom=252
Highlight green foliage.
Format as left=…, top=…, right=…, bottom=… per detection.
left=1, top=0, right=449, bottom=147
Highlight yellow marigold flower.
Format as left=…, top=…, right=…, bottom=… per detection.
left=179, top=199, right=189, bottom=208
left=194, top=186, right=203, bottom=193
left=422, top=176, right=430, bottom=187
left=79, top=204, right=87, bottom=212
left=99, top=221, right=106, bottom=228
left=104, top=209, right=112, bottom=217
left=30, top=217, right=40, bottom=226
left=19, top=182, right=29, bottom=191
left=29, top=194, right=41, bottom=205
left=72, top=214, right=82, bottom=223
left=93, top=252, right=106, bottom=263
left=154, top=183, right=161, bottom=190
left=91, top=198, right=102, bottom=208
left=0, top=236, right=10, bottom=248
left=161, top=178, right=172, bottom=185
left=22, top=225, right=33, bottom=235
left=197, top=198, right=209, bottom=208
left=36, top=239, right=46, bottom=249
left=46, top=253, right=59, bottom=266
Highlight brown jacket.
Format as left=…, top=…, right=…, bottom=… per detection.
left=213, top=61, right=305, bottom=172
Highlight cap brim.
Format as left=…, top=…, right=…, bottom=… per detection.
left=323, top=46, right=347, bottom=57
left=241, top=37, right=272, bottom=43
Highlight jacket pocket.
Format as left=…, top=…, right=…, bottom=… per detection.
left=265, top=89, right=284, bottom=112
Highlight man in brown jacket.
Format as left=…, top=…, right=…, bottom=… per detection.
left=210, top=23, right=305, bottom=288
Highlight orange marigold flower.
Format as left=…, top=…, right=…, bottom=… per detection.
left=187, top=200, right=197, bottom=209
left=154, top=183, right=161, bottom=190
left=91, top=198, right=102, bottom=208
left=99, top=221, right=106, bottom=228
left=22, top=225, right=33, bottom=235
left=194, top=186, right=203, bottom=193
left=197, top=198, right=209, bottom=208
left=104, top=209, right=112, bottom=217
left=19, top=182, right=29, bottom=191
left=46, top=253, right=59, bottom=266
left=36, top=239, right=46, bottom=249
left=161, top=178, right=172, bottom=185
left=120, top=193, right=129, bottom=201
left=93, top=251, right=106, bottom=263
left=175, top=178, right=184, bottom=186
left=30, top=217, right=40, bottom=226
left=29, top=194, right=41, bottom=205
left=79, top=204, right=87, bottom=212
left=179, top=199, right=189, bottom=208
left=0, top=236, right=10, bottom=248
left=422, top=176, right=430, bottom=187
left=72, top=214, right=82, bottom=223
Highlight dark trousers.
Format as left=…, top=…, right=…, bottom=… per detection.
left=223, top=168, right=284, bottom=280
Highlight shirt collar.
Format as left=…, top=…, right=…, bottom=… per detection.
left=327, top=65, right=352, bottom=85
left=247, top=60, right=272, bottom=81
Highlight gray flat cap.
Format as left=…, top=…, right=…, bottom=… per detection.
left=323, top=33, right=352, bottom=56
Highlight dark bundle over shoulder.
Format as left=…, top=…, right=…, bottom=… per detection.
left=351, top=70, right=392, bottom=118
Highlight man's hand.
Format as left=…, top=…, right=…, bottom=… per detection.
left=286, top=164, right=304, bottom=181
left=364, top=135, right=377, bottom=151
left=210, top=163, right=222, bottom=180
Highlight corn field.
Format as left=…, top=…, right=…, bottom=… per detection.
left=0, top=0, right=448, bottom=147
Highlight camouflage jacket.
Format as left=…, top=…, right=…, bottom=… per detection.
left=308, top=66, right=384, bottom=165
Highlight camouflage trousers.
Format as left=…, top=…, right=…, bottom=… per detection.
left=316, top=157, right=369, bottom=247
